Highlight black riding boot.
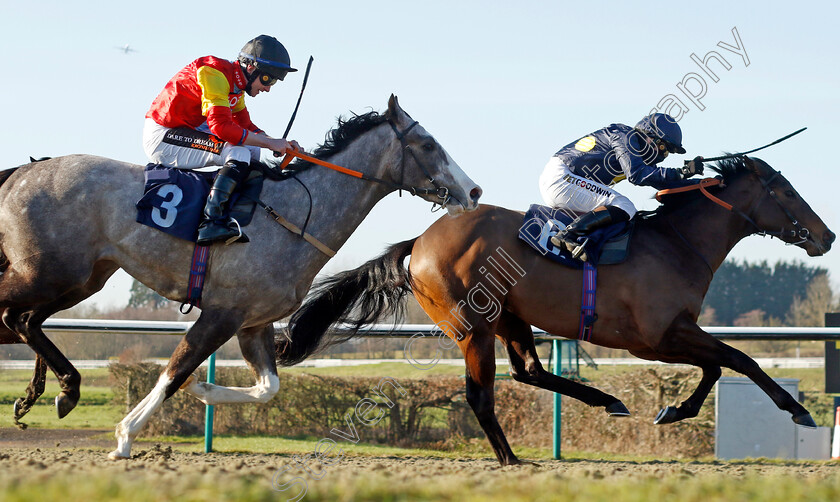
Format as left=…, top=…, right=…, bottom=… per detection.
left=196, top=160, right=250, bottom=245
left=550, top=206, right=629, bottom=259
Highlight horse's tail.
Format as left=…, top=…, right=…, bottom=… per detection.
left=0, top=167, right=19, bottom=190
left=0, top=167, right=20, bottom=273
left=276, top=238, right=417, bottom=366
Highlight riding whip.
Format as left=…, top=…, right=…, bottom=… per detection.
left=700, top=127, right=807, bottom=162
left=282, top=55, right=314, bottom=140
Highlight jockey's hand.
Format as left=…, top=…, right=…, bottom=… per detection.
left=270, top=138, right=302, bottom=157
left=681, top=156, right=704, bottom=178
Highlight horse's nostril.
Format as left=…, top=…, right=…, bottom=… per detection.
left=825, top=230, right=836, bottom=245
left=470, top=186, right=483, bottom=201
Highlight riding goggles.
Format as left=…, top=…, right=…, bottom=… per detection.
left=259, top=72, right=280, bottom=86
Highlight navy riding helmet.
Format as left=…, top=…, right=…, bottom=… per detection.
left=635, top=113, right=686, bottom=154
left=238, top=35, right=297, bottom=83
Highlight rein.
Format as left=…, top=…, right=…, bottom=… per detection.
left=655, top=171, right=811, bottom=245
left=258, top=118, right=454, bottom=257
left=277, top=119, right=452, bottom=209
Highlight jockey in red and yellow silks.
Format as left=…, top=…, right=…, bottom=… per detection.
left=142, top=35, right=302, bottom=245
left=146, top=56, right=261, bottom=148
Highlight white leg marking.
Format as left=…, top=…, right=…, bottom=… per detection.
left=108, top=373, right=173, bottom=460
left=183, top=369, right=280, bottom=405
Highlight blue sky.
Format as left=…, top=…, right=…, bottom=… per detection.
left=1, top=1, right=838, bottom=309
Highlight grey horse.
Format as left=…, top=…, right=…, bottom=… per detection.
left=0, top=95, right=482, bottom=459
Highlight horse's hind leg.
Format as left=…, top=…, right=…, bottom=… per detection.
left=3, top=308, right=81, bottom=419
left=3, top=261, right=120, bottom=420
left=498, top=312, right=629, bottom=416
left=110, top=308, right=243, bottom=459
left=651, top=316, right=814, bottom=427
left=181, top=324, right=280, bottom=404
left=0, top=313, right=45, bottom=427
left=461, top=331, right=520, bottom=465
left=13, top=355, right=48, bottom=428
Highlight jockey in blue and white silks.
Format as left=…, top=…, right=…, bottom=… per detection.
left=538, top=113, right=704, bottom=256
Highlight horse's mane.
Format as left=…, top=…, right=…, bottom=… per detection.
left=706, top=155, right=752, bottom=180
left=306, top=111, right=389, bottom=162
left=260, top=111, right=389, bottom=177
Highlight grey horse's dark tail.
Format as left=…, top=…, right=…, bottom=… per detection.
left=0, top=167, right=20, bottom=273
left=276, top=238, right=417, bottom=366
left=0, top=168, right=18, bottom=189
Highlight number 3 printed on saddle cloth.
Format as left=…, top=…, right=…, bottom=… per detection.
left=135, top=164, right=211, bottom=242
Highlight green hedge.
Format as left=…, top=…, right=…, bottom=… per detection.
left=110, top=364, right=722, bottom=457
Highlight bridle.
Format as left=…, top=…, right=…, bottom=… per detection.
left=749, top=169, right=811, bottom=245
left=277, top=117, right=453, bottom=211
left=655, top=163, right=813, bottom=279
left=387, top=120, right=452, bottom=211
left=256, top=117, right=457, bottom=257
left=656, top=165, right=811, bottom=246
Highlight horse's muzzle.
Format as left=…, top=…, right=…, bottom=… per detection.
left=821, top=229, right=835, bottom=252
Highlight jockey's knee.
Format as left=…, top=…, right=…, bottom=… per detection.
left=223, top=145, right=259, bottom=165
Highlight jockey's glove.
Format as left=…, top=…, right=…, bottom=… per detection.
left=681, top=156, right=704, bottom=178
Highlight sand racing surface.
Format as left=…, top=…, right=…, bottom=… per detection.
left=1, top=427, right=839, bottom=501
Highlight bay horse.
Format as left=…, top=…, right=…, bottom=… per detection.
left=278, top=156, right=834, bottom=465
left=0, top=95, right=482, bottom=458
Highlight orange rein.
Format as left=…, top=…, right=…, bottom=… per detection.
left=277, top=149, right=364, bottom=179
left=655, top=178, right=732, bottom=211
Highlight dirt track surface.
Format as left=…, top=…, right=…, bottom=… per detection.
left=1, top=428, right=839, bottom=501
left=1, top=444, right=838, bottom=480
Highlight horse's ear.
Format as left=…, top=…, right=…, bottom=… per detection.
left=386, top=94, right=400, bottom=119
left=386, top=94, right=410, bottom=123
left=743, top=156, right=769, bottom=177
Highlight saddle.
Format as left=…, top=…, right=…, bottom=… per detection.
left=518, top=204, right=633, bottom=268
left=135, top=164, right=264, bottom=242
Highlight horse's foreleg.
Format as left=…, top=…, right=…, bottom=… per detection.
left=182, top=324, right=280, bottom=405
left=13, top=355, right=48, bottom=428
left=462, top=333, right=520, bottom=466
left=109, top=309, right=242, bottom=460
left=652, top=363, right=721, bottom=425
left=499, top=313, right=628, bottom=416
left=654, top=319, right=814, bottom=427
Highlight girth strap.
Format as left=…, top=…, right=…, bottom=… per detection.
left=180, top=243, right=210, bottom=314
left=579, top=261, right=598, bottom=342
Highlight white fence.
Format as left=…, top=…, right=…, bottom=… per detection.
left=0, top=319, right=836, bottom=369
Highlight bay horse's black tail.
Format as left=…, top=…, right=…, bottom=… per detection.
left=276, top=238, right=417, bottom=366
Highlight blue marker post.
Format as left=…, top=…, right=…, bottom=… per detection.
left=204, top=352, right=216, bottom=453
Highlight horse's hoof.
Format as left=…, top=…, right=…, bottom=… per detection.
left=179, top=374, right=196, bottom=390
left=605, top=401, right=630, bottom=417
left=654, top=406, right=680, bottom=425
left=792, top=412, right=817, bottom=429
left=108, top=450, right=130, bottom=460
left=55, top=392, right=78, bottom=419
left=13, top=398, right=23, bottom=418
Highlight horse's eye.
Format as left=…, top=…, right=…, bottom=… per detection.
left=784, top=190, right=795, bottom=198
left=422, top=142, right=435, bottom=152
